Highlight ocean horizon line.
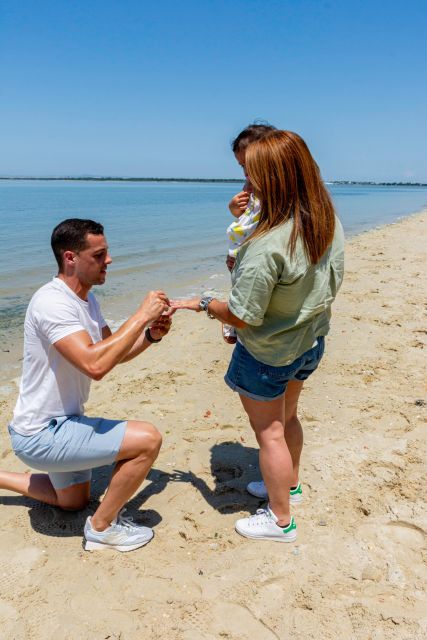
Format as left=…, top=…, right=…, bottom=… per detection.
left=1, top=176, right=427, bottom=186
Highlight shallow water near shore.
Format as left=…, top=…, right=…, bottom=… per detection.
left=1, top=180, right=427, bottom=387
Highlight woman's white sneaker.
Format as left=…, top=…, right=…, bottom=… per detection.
left=246, top=480, right=303, bottom=504
left=84, top=509, right=154, bottom=552
left=235, top=507, right=297, bottom=542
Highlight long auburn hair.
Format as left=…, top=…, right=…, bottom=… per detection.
left=245, top=130, right=335, bottom=264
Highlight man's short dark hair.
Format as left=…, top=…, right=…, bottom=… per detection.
left=51, top=218, right=104, bottom=271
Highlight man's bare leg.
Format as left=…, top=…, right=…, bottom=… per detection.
left=0, top=471, right=90, bottom=510
left=0, top=471, right=58, bottom=505
left=90, top=420, right=162, bottom=531
left=0, top=419, right=161, bottom=521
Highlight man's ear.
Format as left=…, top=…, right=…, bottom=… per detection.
left=63, top=250, right=76, bottom=265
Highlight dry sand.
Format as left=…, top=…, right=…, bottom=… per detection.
left=0, top=211, right=426, bottom=640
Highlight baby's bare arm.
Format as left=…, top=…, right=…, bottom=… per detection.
left=229, top=190, right=250, bottom=217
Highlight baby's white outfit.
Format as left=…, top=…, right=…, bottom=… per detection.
left=226, top=194, right=261, bottom=257
left=223, top=194, right=261, bottom=342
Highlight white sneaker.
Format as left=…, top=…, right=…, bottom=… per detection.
left=84, top=509, right=153, bottom=552
left=235, top=506, right=297, bottom=542
left=246, top=480, right=303, bottom=504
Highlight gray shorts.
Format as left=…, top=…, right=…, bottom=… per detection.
left=9, top=415, right=127, bottom=490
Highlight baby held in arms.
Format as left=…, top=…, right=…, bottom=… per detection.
left=223, top=123, right=276, bottom=343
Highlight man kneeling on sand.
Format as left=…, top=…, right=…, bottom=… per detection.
left=1, top=218, right=171, bottom=552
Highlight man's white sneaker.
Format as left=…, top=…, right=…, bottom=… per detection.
left=84, top=509, right=153, bottom=552
left=246, top=480, right=303, bottom=504
left=235, top=506, right=297, bottom=542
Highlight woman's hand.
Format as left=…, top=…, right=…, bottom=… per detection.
left=169, top=298, right=201, bottom=312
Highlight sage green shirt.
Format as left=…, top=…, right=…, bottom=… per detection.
left=228, top=216, right=345, bottom=366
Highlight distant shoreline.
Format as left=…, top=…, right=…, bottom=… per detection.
left=1, top=177, right=427, bottom=186
left=1, top=177, right=243, bottom=183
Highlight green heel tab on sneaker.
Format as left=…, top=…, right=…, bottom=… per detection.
left=290, top=483, right=302, bottom=496
left=282, top=516, right=296, bottom=534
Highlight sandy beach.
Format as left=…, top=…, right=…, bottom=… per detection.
left=0, top=210, right=426, bottom=640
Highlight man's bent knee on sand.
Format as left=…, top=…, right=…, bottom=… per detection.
left=1, top=218, right=173, bottom=552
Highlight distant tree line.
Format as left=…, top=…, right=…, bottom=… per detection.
left=0, top=176, right=242, bottom=183
left=0, top=177, right=426, bottom=186
left=331, top=180, right=427, bottom=187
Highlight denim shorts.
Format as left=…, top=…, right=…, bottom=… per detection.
left=224, top=336, right=325, bottom=402
left=8, top=415, right=127, bottom=490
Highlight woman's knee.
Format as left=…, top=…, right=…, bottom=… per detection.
left=284, top=413, right=300, bottom=429
left=254, top=420, right=285, bottom=446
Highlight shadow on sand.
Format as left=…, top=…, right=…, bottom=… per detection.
left=0, top=441, right=263, bottom=539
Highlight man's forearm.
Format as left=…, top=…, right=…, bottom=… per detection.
left=85, top=315, right=150, bottom=377
left=119, top=331, right=152, bottom=363
left=55, top=313, right=149, bottom=381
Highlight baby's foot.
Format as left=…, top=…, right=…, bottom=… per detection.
left=222, top=324, right=237, bottom=344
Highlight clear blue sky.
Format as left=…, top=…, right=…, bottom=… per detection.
left=1, top=0, right=426, bottom=181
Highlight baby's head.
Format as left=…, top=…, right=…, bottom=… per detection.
left=231, top=123, right=277, bottom=176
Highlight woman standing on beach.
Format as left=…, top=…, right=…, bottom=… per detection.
left=171, top=130, right=344, bottom=542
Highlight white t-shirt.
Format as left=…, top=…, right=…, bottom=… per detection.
left=11, top=277, right=106, bottom=436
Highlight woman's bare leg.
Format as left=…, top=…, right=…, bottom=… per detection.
left=283, top=380, right=304, bottom=486
left=239, top=394, right=292, bottom=526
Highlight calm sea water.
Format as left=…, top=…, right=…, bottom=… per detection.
left=1, top=180, right=427, bottom=335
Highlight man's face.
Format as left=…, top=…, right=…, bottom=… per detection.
left=73, top=233, right=112, bottom=286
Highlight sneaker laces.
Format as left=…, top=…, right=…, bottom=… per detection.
left=115, top=508, right=137, bottom=530
left=248, top=508, right=272, bottom=527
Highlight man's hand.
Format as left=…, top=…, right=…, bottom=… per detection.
left=149, top=313, right=173, bottom=341
left=228, top=190, right=250, bottom=217
left=137, top=290, right=170, bottom=324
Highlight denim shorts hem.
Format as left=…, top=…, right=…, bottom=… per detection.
left=49, top=469, right=92, bottom=490
left=224, top=374, right=285, bottom=403
left=225, top=337, right=325, bottom=402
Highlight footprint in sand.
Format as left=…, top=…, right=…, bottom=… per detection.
left=357, top=520, right=427, bottom=587
left=212, top=462, right=243, bottom=483
left=13, top=503, right=90, bottom=546
left=0, top=544, right=44, bottom=603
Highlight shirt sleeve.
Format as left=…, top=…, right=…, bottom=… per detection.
left=228, top=249, right=283, bottom=326
left=35, top=296, right=86, bottom=345
left=90, top=292, right=108, bottom=329
left=98, top=308, right=108, bottom=329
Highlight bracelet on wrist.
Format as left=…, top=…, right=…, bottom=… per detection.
left=145, top=327, right=162, bottom=343
left=199, top=296, right=215, bottom=319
